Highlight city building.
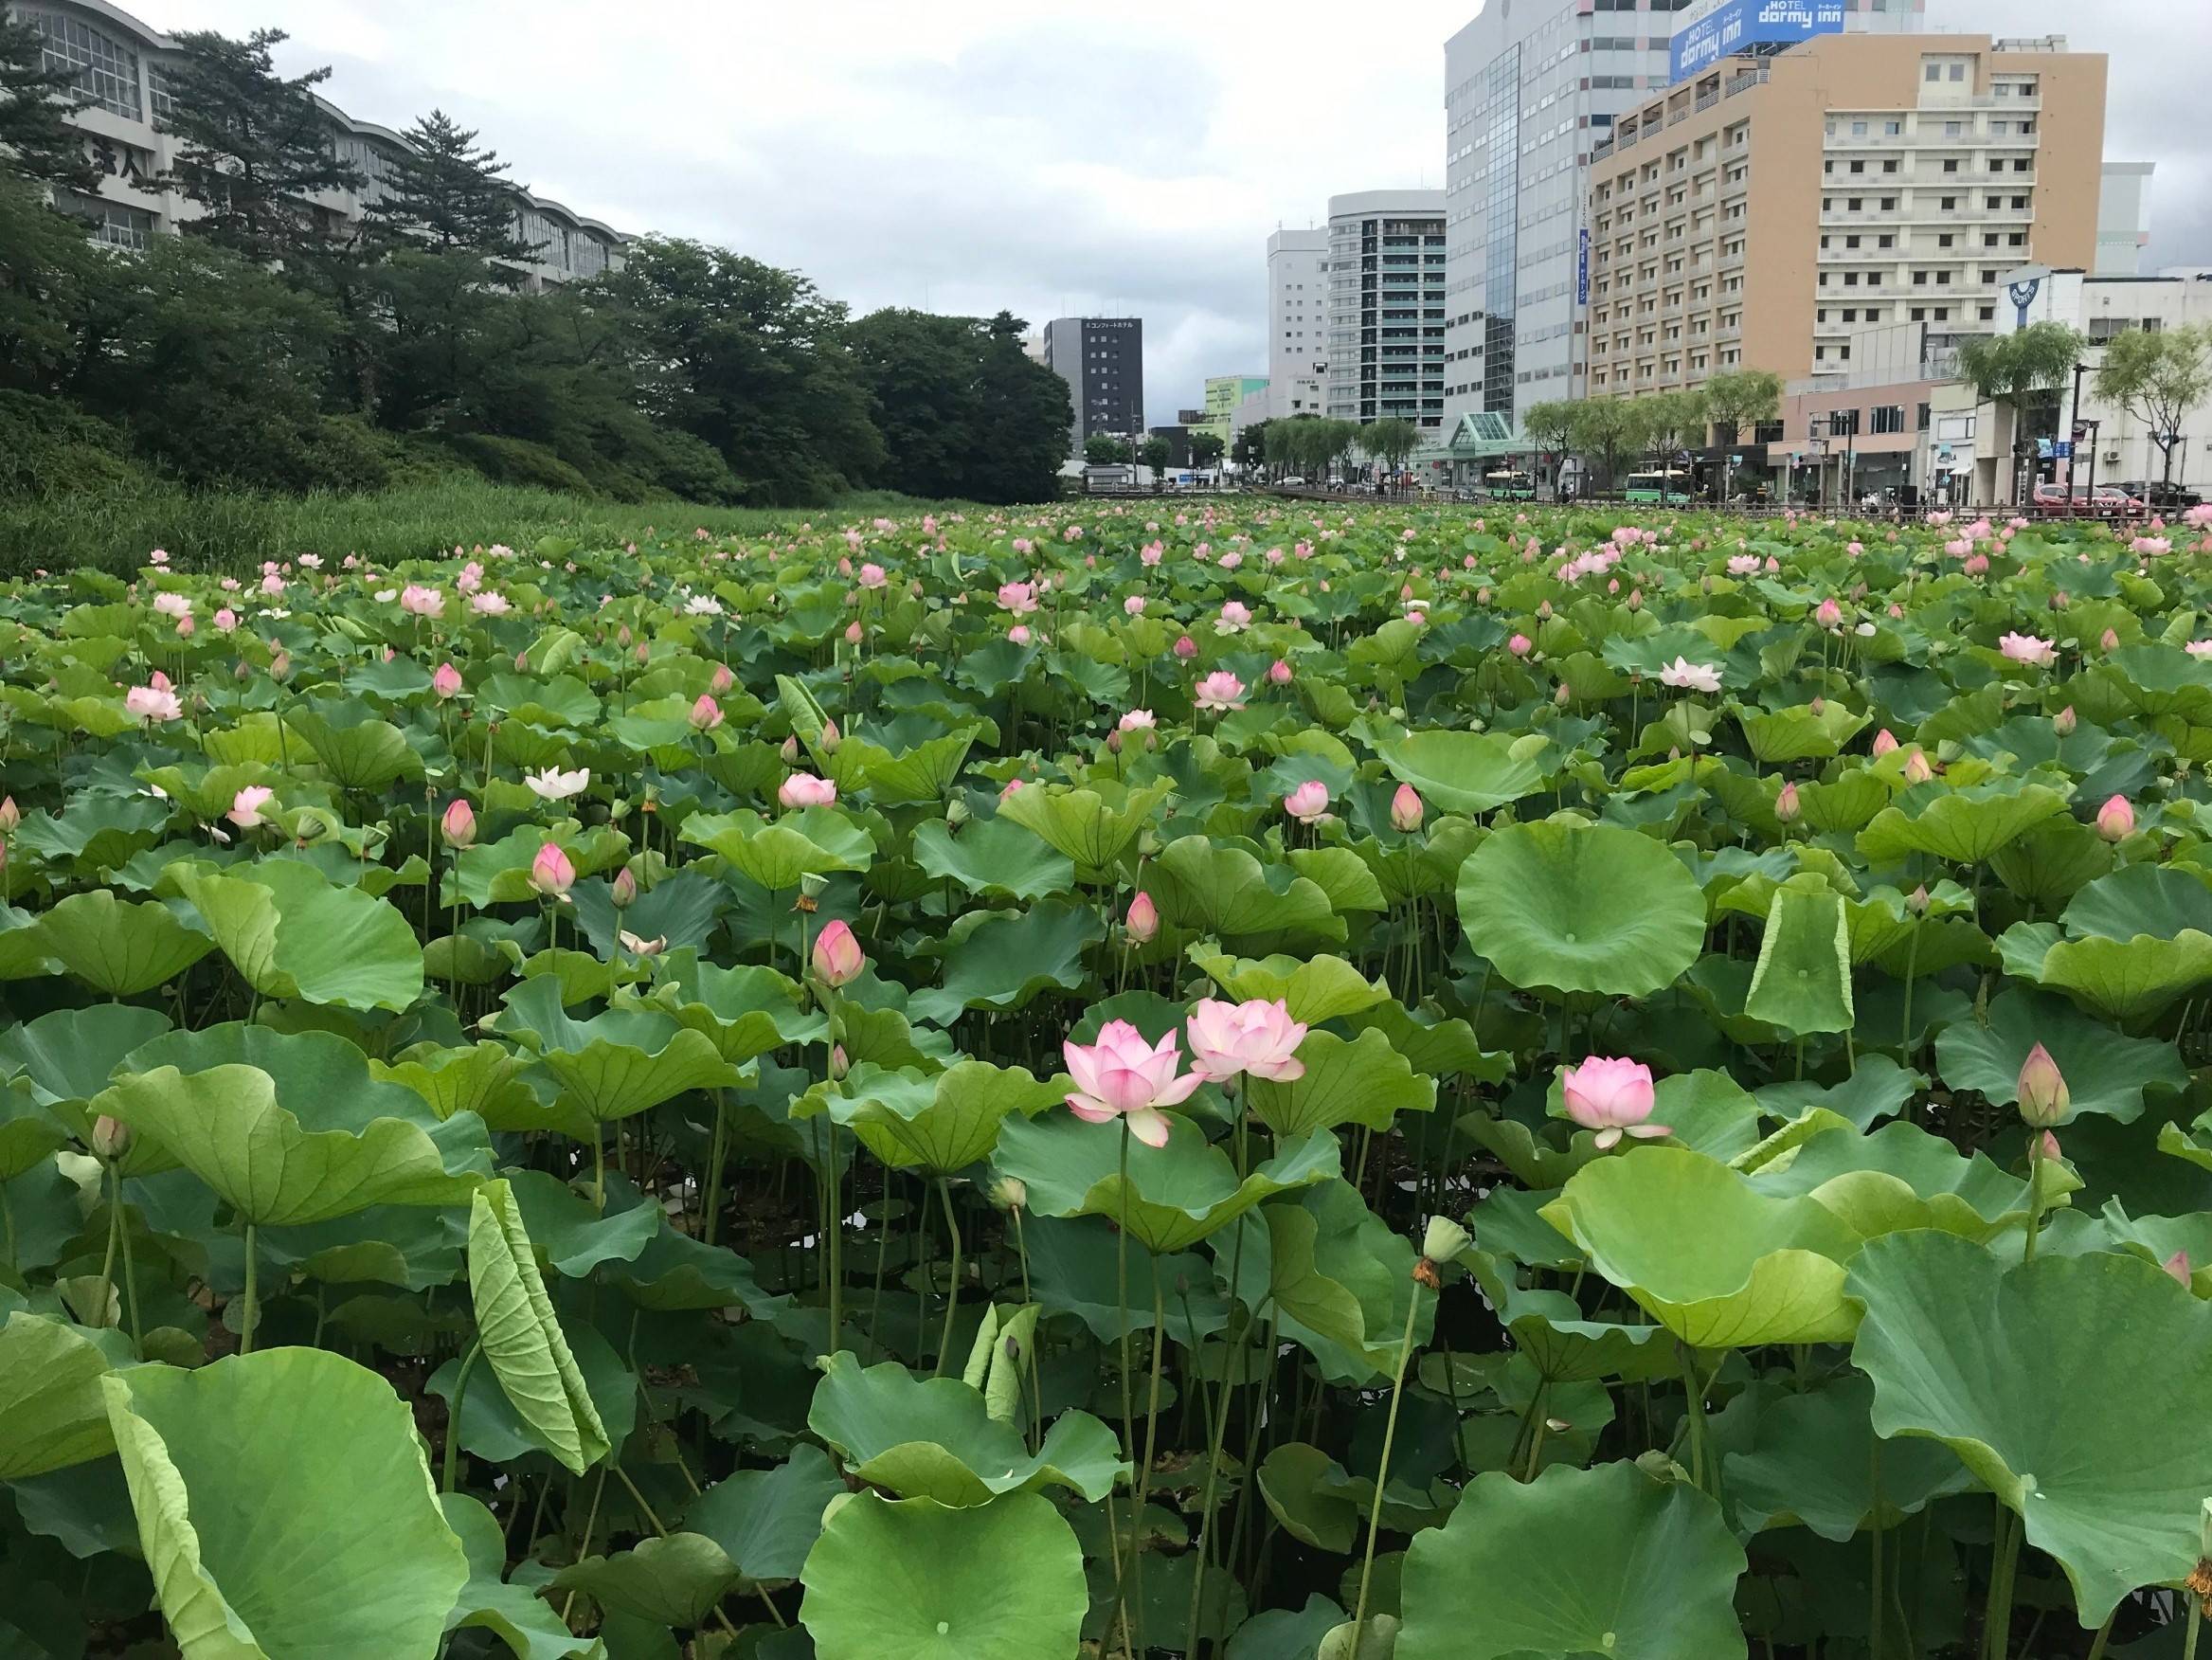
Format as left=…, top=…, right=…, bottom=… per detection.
left=1265, top=227, right=1329, bottom=422
left=1322, top=189, right=1447, bottom=430
left=12, top=0, right=625, bottom=288
left=2096, top=161, right=2154, bottom=277
left=1439, top=0, right=1928, bottom=442
left=1196, top=375, right=1268, bottom=449
left=1583, top=33, right=2111, bottom=410
left=1042, top=316, right=1145, bottom=457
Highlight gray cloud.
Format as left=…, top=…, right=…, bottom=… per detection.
left=155, top=0, right=2207, bottom=423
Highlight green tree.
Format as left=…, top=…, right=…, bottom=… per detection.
left=1956, top=321, right=2085, bottom=500
left=1364, top=416, right=1421, bottom=479
left=1190, top=430, right=1226, bottom=470
left=0, top=171, right=109, bottom=396
left=1638, top=389, right=1707, bottom=464
left=844, top=308, right=1069, bottom=504
left=1521, top=399, right=1575, bottom=494
left=1232, top=418, right=1270, bottom=475
left=1703, top=369, right=1783, bottom=501
left=1084, top=434, right=1132, bottom=465
left=1140, top=435, right=1173, bottom=476
left=2095, top=322, right=2212, bottom=489
left=591, top=237, right=884, bottom=504
left=157, top=28, right=364, bottom=268
left=367, top=110, right=535, bottom=265
left=0, top=10, right=100, bottom=192
left=967, top=311, right=1071, bottom=503
left=1569, top=399, right=1647, bottom=496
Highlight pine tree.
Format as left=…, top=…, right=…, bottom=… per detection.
left=0, top=11, right=100, bottom=193
left=369, top=109, right=534, bottom=264
left=156, top=27, right=361, bottom=266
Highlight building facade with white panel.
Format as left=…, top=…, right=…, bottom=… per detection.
left=1264, top=227, right=1329, bottom=423
left=1322, top=189, right=1447, bottom=430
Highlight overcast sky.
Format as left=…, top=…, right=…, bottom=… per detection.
left=151, top=0, right=2211, bottom=425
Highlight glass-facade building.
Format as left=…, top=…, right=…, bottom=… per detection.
left=1322, top=190, right=1448, bottom=431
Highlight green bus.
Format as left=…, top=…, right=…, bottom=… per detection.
left=1480, top=469, right=1537, bottom=500
left=1623, top=468, right=1692, bottom=505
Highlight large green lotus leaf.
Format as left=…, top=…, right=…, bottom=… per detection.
left=1246, top=1026, right=1435, bottom=1139
left=175, top=860, right=423, bottom=1012
left=91, top=1049, right=485, bottom=1227
left=1289, top=844, right=1389, bottom=915
left=996, top=776, right=1172, bottom=875
left=805, top=1352, right=1124, bottom=1506
left=495, top=975, right=741, bottom=1128
left=1749, top=1121, right=2031, bottom=1240
left=845, top=729, right=980, bottom=805
left=1989, top=819, right=2116, bottom=911
left=1460, top=1112, right=1596, bottom=1190
left=909, top=817, right=1073, bottom=900
left=373, top=1041, right=541, bottom=1126
left=994, top=1110, right=1340, bottom=1254
left=600, top=1218, right=789, bottom=1316
left=680, top=805, right=875, bottom=891
left=2100, top=644, right=2212, bottom=719
left=1853, top=782, right=2070, bottom=865
left=1736, top=701, right=1868, bottom=765
left=1147, top=835, right=1347, bottom=947
left=505, top=1169, right=660, bottom=1276
left=1724, top=1372, right=1972, bottom=1541
left=1754, top=1056, right=1925, bottom=1132
left=1257, top=1441, right=1363, bottom=1552
left=639, top=950, right=822, bottom=1062
left=1265, top=1179, right=1436, bottom=1384
left=906, top=900, right=1106, bottom=1025
left=36, top=890, right=215, bottom=997
left=553, top=1533, right=738, bottom=1629
left=1373, top=730, right=1550, bottom=815
left=446, top=821, right=633, bottom=909
left=103, top=1349, right=469, bottom=1659
left=431, top=1318, right=638, bottom=1468
left=683, top=1443, right=845, bottom=1587
left=1934, top=987, right=2184, bottom=1126
left=846, top=1059, right=1061, bottom=1174
left=0, top=1310, right=136, bottom=1477
left=1539, top=1146, right=1864, bottom=1346
left=2039, top=1198, right=2212, bottom=1293
left=467, top=1179, right=609, bottom=1476
left=1461, top=1253, right=1676, bottom=1385
left=1848, top=1230, right=2212, bottom=1627
left=2065, top=862, right=2212, bottom=941
left=1345, top=999, right=1511, bottom=1084
left=0, top=1005, right=179, bottom=1173
left=261, top=1204, right=465, bottom=1290
left=1744, top=885, right=1854, bottom=1036
left=1395, top=1463, right=1747, bottom=1660
left=438, top=1493, right=600, bottom=1660
left=1798, top=768, right=1891, bottom=835
left=286, top=703, right=423, bottom=791
left=800, top=1490, right=1086, bottom=1660
left=1188, top=950, right=1390, bottom=1024
left=1023, top=1216, right=1232, bottom=1344
left=2006, top=927, right=2212, bottom=1024
left=0, top=1081, right=66, bottom=1180
left=1457, top=821, right=1706, bottom=998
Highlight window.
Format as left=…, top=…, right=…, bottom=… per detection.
left=1951, top=63, right=1966, bottom=81
left=1871, top=406, right=1905, bottom=434
left=1939, top=233, right=1955, bottom=248
left=1882, top=160, right=1899, bottom=174
left=1851, top=120, right=1868, bottom=136
left=1943, top=160, right=1959, bottom=173
left=27, top=9, right=141, bottom=119
left=1978, top=304, right=1995, bottom=320
left=54, top=188, right=152, bottom=250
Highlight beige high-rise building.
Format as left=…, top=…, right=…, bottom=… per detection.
left=1583, top=33, right=2107, bottom=405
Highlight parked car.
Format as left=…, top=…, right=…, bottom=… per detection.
left=2112, top=479, right=2203, bottom=512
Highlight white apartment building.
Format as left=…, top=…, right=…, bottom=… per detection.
left=1440, top=0, right=1925, bottom=437
left=1264, top=227, right=1329, bottom=423
left=11, top=0, right=624, bottom=288
left=1323, top=189, right=1448, bottom=430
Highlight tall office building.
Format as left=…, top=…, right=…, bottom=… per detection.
left=9, top=0, right=624, bottom=286
left=1265, top=228, right=1329, bottom=422
left=1043, top=317, right=1145, bottom=457
left=1582, top=33, right=2108, bottom=401
left=1323, top=190, right=1448, bottom=429
left=1440, top=0, right=1924, bottom=436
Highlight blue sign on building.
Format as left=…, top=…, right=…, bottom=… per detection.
left=1576, top=227, right=1590, bottom=306
left=1669, top=0, right=1844, bottom=83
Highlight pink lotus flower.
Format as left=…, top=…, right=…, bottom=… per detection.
left=1775, top=781, right=1801, bottom=823
left=1194, top=672, right=1247, bottom=713
left=400, top=585, right=444, bottom=619
left=2054, top=706, right=2077, bottom=736
left=1815, top=598, right=1842, bottom=628
left=1216, top=600, right=1252, bottom=634
left=1872, top=729, right=1899, bottom=757
left=858, top=562, right=887, bottom=589
left=710, top=663, right=735, bottom=695
left=441, top=799, right=476, bottom=848
left=1186, top=998, right=1308, bottom=1083
left=998, top=581, right=1038, bottom=616
left=690, top=694, right=724, bottom=731
left=470, top=591, right=510, bottom=616
left=780, top=772, right=837, bottom=809
left=226, top=785, right=274, bottom=829
left=812, top=918, right=865, bottom=987
left=530, top=841, right=575, bottom=898
left=1124, top=595, right=1146, bottom=616
left=2017, top=1041, right=2069, bottom=1128
left=213, top=607, right=238, bottom=634
left=1284, top=780, right=1329, bottom=823
left=125, top=681, right=181, bottom=723
left=2096, top=795, right=2134, bottom=841
left=1125, top=892, right=1159, bottom=943
left=1659, top=658, right=1721, bottom=694
left=1561, top=1056, right=1668, bottom=1149
left=1508, top=633, right=1533, bottom=657
left=1998, top=632, right=2056, bottom=667
left=153, top=590, right=190, bottom=619
left=1119, top=709, right=1156, bottom=732
left=1063, top=1019, right=1203, bottom=1147
left=525, top=767, right=589, bottom=802
left=1174, top=635, right=1198, bottom=660
left=1391, top=784, right=1424, bottom=833
left=1268, top=659, right=1293, bottom=685
left=1008, top=623, right=1033, bottom=645
left=1727, top=554, right=1761, bottom=576
left=432, top=662, right=463, bottom=700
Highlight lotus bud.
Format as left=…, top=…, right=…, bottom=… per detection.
left=610, top=866, right=638, bottom=910
left=530, top=841, right=576, bottom=899
left=812, top=918, right=865, bottom=987
left=1626, top=587, right=1642, bottom=611
left=1555, top=682, right=1572, bottom=706
left=689, top=693, right=724, bottom=731
left=1268, top=659, right=1293, bottom=685
left=1125, top=892, right=1160, bottom=944
left=0, top=796, right=17, bottom=833
left=819, top=719, right=841, bottom=752
left=2054, top=705, right=2077, bottom=736
left=1908, top=883, right=1930, bottom=915
left=1872, top=729, right=1898, bottom=757
left=1538, top=601, right=1552, bottom=621
left=2016, top=1042, right=2070, bottom=1128
left=90, top=1114, right=130, bottom=1160
left=830, top=1043, right=849, bottom=1079
left=781, top=735, right=800, bottom=763
left=1902, top=749, right=1934, bottom=785
left=1774, top=781, right=1801, bottom=824
left=432, top=662, right=462, bottom=700
left=710, top=662, right=735, bottom=694
left=990, top=1176, right=1028, bottom=1213
left=269, top=650, right=292, bottom=683
left=2100, top=627, right=2120, bottom=651
left=2166, top=1249, right=2192, bottom=1286
left=1391, top=784, right=1425, bottom=834
left=441, top=798, right=477, bottom=850
left=2096, top=795, right=2134, bottom=842
left=944, top=797, right=969, bottom=829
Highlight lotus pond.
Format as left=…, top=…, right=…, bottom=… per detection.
left=5, top=501, right=2212, bottom=1659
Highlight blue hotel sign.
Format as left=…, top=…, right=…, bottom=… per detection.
left=1576, top=227, right=1590, bottom=306
left=1670, top=0, right=1844, bottom=83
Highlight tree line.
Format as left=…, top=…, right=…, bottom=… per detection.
left=1519, top=370, right=1784, bottom=497
left=0, top=20, right=1072, bottom=505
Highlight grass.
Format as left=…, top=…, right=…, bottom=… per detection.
left=0, top=478, right=985, bottom=577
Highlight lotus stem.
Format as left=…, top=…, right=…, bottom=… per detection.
left=1130, top=1263, right=1170, bottom=1658
left=932, top=1176, right=962, bottom=1379
left=613, top=1464, right=745, bottom=1640
left=702, top=1089, right=728, bottom=1245
left=97, top=1165, right=121, bottom=1327
left=113, top=1163, right=141, bottom=1353
left=1982, top=1500, right=2021, bottom=1660
left=238, top=1221, right=258, bottom=1355
left=1111, top=1117, right=1137, bottom=1660
left=2022, top=1132, right=2047, bottom=1264
left=1351, top=1278, right=1428, bottom=1660
left=441, top=1341, right=482, bottom=1493
left=1869, top=1437, right=1884, bottom=1660
left=1677, top=1341, right=1708, bottom=1490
